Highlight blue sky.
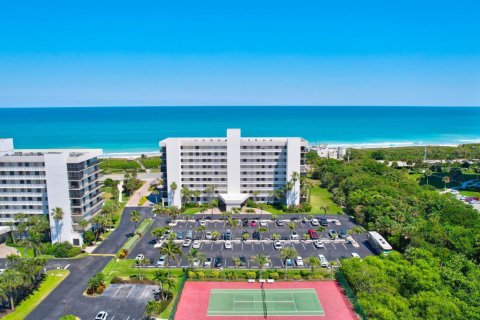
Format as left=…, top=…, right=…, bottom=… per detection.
left=0, top=0, right=479, bottom=107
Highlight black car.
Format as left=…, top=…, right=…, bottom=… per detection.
left=320, top=218, right=328, bottom=226
left=214, top=256, right=223, bottom=268
left=224, top=230, right=232, bottom=240
left=290, top=216, right=299, bottom=222
left=239, top=256, right=247, bottom=267
left=339, top=229, right=347, bottom=239
left=276, top=220, right=285, bottom=226
left=252, top=231, right=261, bottom=240
left=242, top=218, right=249, bottom=227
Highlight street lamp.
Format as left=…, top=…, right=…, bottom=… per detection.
left=62, top=300, right=66, bottom=315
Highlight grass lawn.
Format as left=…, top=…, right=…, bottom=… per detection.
left=182, top=207, right=205, bottom=214
left=7, top=244, right=35, bottom=258
left=3, top=269, right=69, bottom=320
left=309, top=186, right=342, bottom=214
left=460, top=190, right=480, bottom=198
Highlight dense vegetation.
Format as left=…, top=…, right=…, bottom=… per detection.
left=309, top=157, right=480, bottom=319
left=99, top=158, right=141, bottom=171
left=348, top=143, right=480, bottom=161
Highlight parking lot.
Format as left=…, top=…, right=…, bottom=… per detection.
left=129, top=213, right=376, bottom=269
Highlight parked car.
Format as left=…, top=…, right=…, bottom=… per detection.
left=263, top=256, right=272, bottom=268
left=182, top=239, right=192, bottom=247
left=318, top=254, right=328, bottom=267
left=310, top=218, right=320, bottom=226
left=95, top=311, right=108, bottom=320
left=295, top=256, right=304, bottom=267
left=328, top=230, right=338, bottom=239
left=192, top=259, right=200, bottom=268
left=199, top=220, right=207, bottom=226
left=164, top=230, right=172, bottom=239
left=224, top=230, right=232, bottom=240
left=204, top=257, right=212, bottom=267
left=214, top=256, right=223, bottom=268
left=260, top=220, right=267, bottom=227
left=177, top=232, right=184, bottom=240
left=250, top=220, right=257, bottom=227
left=290, top=231, right=299, bottom=240
left=290, top=216, right=299, bottom=222
left=205, top=231, right=213, bottom=240
left=186, top=230, right=193, bottom=239
left=156, top=255, right=166, bottom=267
left=242, top=218, right=249, bottom=227
left=192, top=240, right=201, bottom=249
left=351, top=252, right=361, bottom=259
left=252, top=231, right=261, bottom=240
left=224, top=240, right=232, bottom=249
left=285, top=258, right=293, bottom=267
left=153, top=241, right=163, bottom=249
left=320, top=218, right=328, bottom=226
left=168, top=220, right=178, bottom=226
left=273, top=241, right=283, bottom=250
left=135, top=254, right=145, bottom=261
left=338, top=229, right=347, bottom=239
left=276, top=219, right=285, bottom=226
left=313, top=240, right=325, bottom=248
left=307, top=229, right=318, bottom=239
left=239, top=256, right=247, bottom=267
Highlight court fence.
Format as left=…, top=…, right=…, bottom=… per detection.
left=169, top=270, right=188, bottom=320
left=336, top=271, right=368, bottom=320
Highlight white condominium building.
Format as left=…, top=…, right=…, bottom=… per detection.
left=0, top=138, right=103, bottom=246
left=159, top=129, right=307, bottom=210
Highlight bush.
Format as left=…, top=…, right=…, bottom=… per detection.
left=245, top=208, right=256, bottom=213
left=210, top=270, right=221, bottom=279
left=118, top=248, right=128, bottom=259
left=268, top=272, right=279, bottom=280
left=103, top=178, right=114, bottom=187
left=84, top=230, right=95, bottom=245
left=138, top=196, right=148, bottom=206
left=292, top=274, right=302, bottom=280
left=246, top=271, right=257, bottom=279
left=41, top=242, right=82, bottom=258
left=188, top=271, right=197, bottom=279
left=59, top=315, right=77, bottom=320
left=196, top=271, right=205, bottom=279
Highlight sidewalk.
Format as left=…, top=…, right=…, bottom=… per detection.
left=126, top=179, right=154, bottom=207
left=0, top=243, right=20, bottom=258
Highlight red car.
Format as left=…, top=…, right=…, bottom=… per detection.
left=250, top=220, right=257, bottom=227
left=307, top=229, right=318, bottom=239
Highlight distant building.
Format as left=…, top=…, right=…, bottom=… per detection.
left=159, top=129, right=308, bottom=210
left=0, top=138, right=103, bottom=246
left=311, top=145, right=346, bottom=160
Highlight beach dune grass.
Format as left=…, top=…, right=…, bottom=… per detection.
left=2, top=269, right=69, bottom=320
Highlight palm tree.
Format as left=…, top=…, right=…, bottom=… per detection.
left=51, top=207, right=64, bottom=242
left=316, top=226, right=326, bottom=235
left=129, top=210, right=141, bottom=232
left=209, top=199, right=219, bottom=214
left=305, top=256, right=321, bottom=272
left=181, top=186, right=191, bottom=207
left=204, top=185, right=215, bottom=203
left=0, top=270, right=23, bottom=310
left=280, top=247, right=297, bottom=279
left=424, top=169, right=433, bottom=185
left=169, top=182, right=177, bottom=204
left=153, top=271, right=175, bottom=300
left=186, top=248, right=205, bottom=269
left=151, top=227, right=166, bottom=240
left=443, top=176, right=451, bottom=189
left=159, top=239, right=182, bottom=276
left=232, top=257, right=242, bottom=269
left=151, top=189, right=160, bottom=204
left=253, top=255, right=269, bottom=280
left=79, top=219, right=89, bottom=234
left=287, top=222, right=296, bottom=234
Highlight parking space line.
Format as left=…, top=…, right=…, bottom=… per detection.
left=126, top=285, right=135, bottom=298
left=342, top=242, right=348, bottom=250
left=261, top=242, right=265, bottom=250
left=331, top=242, right=337, bottom=249
left=301, top=242, right=306, bottom=250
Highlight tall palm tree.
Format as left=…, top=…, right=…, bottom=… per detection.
left=252, top=255, right=269, bottom=280
left=186, top=248, right=205, bottom=269
left=0, top=270, right=23, bottom=310
left=424, top=169, right=433, bottom=185
left=209, top=199, right=219, bottom=214
left=160, top=239, right=182, bottom=276
left=280, top=247, right=297, bottom=279
left=51, top=207, right=64, bottom=242
left=169, top=182, right=177, bottom=205
left=181, top=186, right=191, bottom=207
left=151, top=189, right=160, bottom=204
left=443, top=176, right=451, bottom=189
left=204, top=185, right=215, bottom=203
left=79, top=219, right=89, bottom=234
left=153, top=271, right=175, bottom=300
left=129, top=210, right=141, bottom=232
left=232, top=257, right=241, bottom=269
left=287, top=222, right=297, bottom=234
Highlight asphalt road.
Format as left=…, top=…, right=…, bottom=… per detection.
left=129, top=213, right=376, bottom=269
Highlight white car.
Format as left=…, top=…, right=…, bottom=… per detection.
left=204, top=257, right=212, bottom=267
left=182, top=239, right=192, bottom=247
left=310, top=218, right=320, bottom=226
left=135, top=254, right=145, bottom=260
left=290, top=232, right=299, bottom=240
left=193, top=259, right=200, bottom=267
left=205, top=231, right=213, bottom=240
left=313, top=241, right=324, bottom=248
left=95, top=311, right=108, bottom=320
left=318, top=254, right=328, bottom=267
left=156, top=255, right=166, bottom=267
left=260, top=220, right=267, bottom=227
left=153, top=241, right=163, bottom=249
left=224, top=240, right=232, bottom=249
left=273, top=241, right=283, bottom=250
left=295, top=256, right=304, bottom=267
left=192, top=240, right=201, bottom=249
left=168, top=220, right=178, bottom=226
left=164, top=230, right=172, bottom=239
left=199, top=220, right=207, bottom=226
left=351, top=252, right=361, bottom=259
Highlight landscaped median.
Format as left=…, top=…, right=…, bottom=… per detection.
left=3, top=269, right=69, bottom=320
left=117, top=218, right=153, bottom=258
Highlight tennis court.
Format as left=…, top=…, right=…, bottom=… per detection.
left=207, top=289, right=324, bottom=316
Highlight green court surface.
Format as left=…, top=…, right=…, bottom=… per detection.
left=207, top=289, right=325, bottom=316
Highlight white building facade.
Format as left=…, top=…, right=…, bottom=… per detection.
left=160, top=129, right=307, bottom=210
left=0, top=138, right=103, bottom=246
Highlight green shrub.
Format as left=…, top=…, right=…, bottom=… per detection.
left=210, top=270, right=220, bottom=279
left=103, top=178, right=114, bottom=187
left=188, top=271, right=197, bottom=279
left=246, top=271, right=257, bottom=279
left=84, top=230, right=95, bottom=245
left=196, top=271, right=205, bottom=279
left=141, top=157, right=161, bottom=169
left=59, top=315, right=77, bottom=320
left=118, top=248, right=128, bottom=259
left=100, top=158, right=141, bottom=170
left=268, top=272, right=279, bottom=280
left=41, top=242, right=82, bottom=258
left=292, top=274, right=302, bottom=280
left=138, top=196, right=148, bottom=206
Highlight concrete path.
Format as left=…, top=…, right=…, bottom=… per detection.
left=0, top=243, right=19, bottom=258
left=126, top=180, right=154, bottom=207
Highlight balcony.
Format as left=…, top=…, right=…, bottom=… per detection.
left=0, top=184, right=46, bottom=189
left=0, top=175, right=46, bottom=180
left=0, top=209, right=44, bottom=214
left=0, top=167, right=45, bottom=172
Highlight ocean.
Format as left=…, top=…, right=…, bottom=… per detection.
left=0, top=106, right=479, bottom=154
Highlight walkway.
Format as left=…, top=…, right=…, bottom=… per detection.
left=126, top=179, right=154, bottom=207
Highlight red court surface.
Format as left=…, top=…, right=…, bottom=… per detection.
left=174, top=281, right=357, bottom=320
